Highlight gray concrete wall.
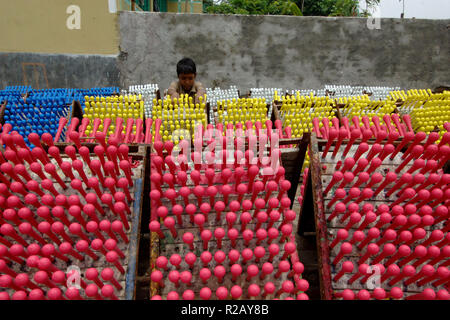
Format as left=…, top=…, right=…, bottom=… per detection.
left=1, top=13, right=448, bottom=92
left=0, top=52, right=120, bottom=89
left=118, top=12, right=450, bottom=93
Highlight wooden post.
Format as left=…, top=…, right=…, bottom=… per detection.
left=297, top=169, right=316, bottom=236
left=206, top=102, right=211, bottom=125
left=285, top=133, right=310, bottom=208
left=131, top=0, right=136, bottom=11
left=0, top=100, right=7, bottom=126
left=309, top=134, right=333, bottom=300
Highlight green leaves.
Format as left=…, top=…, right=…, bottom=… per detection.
left=298, top=0, right=380, bottom=17
left=329, top=0, right=359, bottom=16
left=203, top=0, right=380, bottom=17
left=204, top=0, right=303, bottom=16
left=269, top=1, right=304, bottom=16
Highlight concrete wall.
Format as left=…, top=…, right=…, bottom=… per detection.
left=0, top=0, right=124, bottom=89
left=0, top=52, right=120, bottom=89
left=1, top=12, right=448, bottom=91
left=118, top=12, right=450, bottom=93
left=0, top=0, right=119, bottom=55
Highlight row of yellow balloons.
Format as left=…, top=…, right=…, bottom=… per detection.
left=83, top=95, right=144, bottom=137
left=151, top=94, right=207, bottom=143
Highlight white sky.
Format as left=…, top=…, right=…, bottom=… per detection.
left=361, top=0, right=450, bottom=19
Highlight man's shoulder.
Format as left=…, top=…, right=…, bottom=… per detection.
left=169, top=80, right=179, bottom=88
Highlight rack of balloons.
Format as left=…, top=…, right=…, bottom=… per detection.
left=0, top=86, right=119, bottom=148
left=0, top=83, right=448, bottom=300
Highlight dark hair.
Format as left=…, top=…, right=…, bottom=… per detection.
left=177, top=58, right=196, bottom=76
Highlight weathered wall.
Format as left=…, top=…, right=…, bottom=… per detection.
left=118, top=12, right=450, bottom=92
left=0, top=0, right=119, bottom=55
left=0, top=0, right=123, bottom=89
left=0, top=52, right=120, bottom=89
left=1, top=12, right=448, bottom=91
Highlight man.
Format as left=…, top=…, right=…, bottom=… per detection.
left=167, top=58, right=206, bottom=104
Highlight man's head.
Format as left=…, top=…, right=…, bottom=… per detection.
left=177, top=58, right=197, bottom=92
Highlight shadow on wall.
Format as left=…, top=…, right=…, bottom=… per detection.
left=0, top=53, right=120, bottom=89
left=21, top=63, right=49, bottom=89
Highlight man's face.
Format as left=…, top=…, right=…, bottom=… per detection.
left=179, top=73, right=196, bottom=92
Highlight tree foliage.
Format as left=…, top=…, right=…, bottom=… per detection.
left=298, top=0, right=381, bottom=16
left=203, top=0, right=380, bottom=17
left=203, top=0, right=303, bottom=16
